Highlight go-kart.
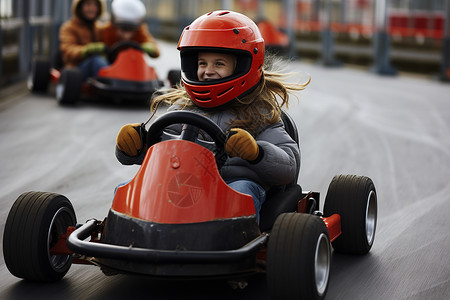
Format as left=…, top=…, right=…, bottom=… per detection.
left=3, top=111, right=377, bottom=300
left=28, top=41, right=181, bottom=105
left=257, top=19, right=290, bottom=55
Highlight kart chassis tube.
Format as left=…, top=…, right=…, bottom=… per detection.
left=67, top=219, right=269, bottom=263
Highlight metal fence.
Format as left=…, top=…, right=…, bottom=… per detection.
left=1, top=0, right=71, bottom=85
left=1, top=0, right=449, bottom=87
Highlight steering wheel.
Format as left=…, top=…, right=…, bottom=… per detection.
left=146, top=111, right=228, bottom=169
left=107, top=41, right=143, bottom=63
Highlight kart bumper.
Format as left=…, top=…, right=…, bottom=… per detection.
left=66, top=219, right=268, bottom=263
left=89, top=77, right=162, bottom=96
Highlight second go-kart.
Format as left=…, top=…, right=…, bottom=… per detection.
left=3, top=111, right=377, bottom=300
left=28, top=41, right=181, bottom=105
left=257, top=19, right=290, bottom=55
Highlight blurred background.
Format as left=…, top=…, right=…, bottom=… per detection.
left=1, top=0, right=450, bottom=88
left=1, top=2, right=450, bottom=299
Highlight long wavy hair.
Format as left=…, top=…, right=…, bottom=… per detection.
left=151, top=54, right=310, bottom=136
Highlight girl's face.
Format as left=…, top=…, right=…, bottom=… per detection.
left=197, top=52, right=236, bottom=81
left=81, top=0, right=99, bottom=21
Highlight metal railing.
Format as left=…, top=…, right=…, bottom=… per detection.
left=1, top=0, right=449, bottom=88
left=1, top=0, right=71, bottom=85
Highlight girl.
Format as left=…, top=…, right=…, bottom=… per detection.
left=115, top=10, right=309, bottom=222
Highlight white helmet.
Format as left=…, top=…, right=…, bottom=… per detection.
left=111, top=0, right=146, bottom=30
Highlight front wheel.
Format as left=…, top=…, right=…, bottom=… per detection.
left=3, top=191, right=77, bottom=282
left=167, top=69, right=181, bottom=88
left=324, top=174, right=377, bottom=254
left=28, top=59, right=51, bottom=93
left=56, top=68, right=82, bottom=105
left=267, top=213, right=331, bottom=300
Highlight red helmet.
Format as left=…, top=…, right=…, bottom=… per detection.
left=177, top=10, right=265, bottom=109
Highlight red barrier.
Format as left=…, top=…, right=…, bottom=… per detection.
left=277, top=11, right=444, bottom=40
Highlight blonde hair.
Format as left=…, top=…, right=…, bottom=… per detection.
left=151, top=54, right=310, bottom=135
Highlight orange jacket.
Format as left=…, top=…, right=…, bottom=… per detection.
left=59, top=0, right=105, bottom=67
left=101, top=22, right=160, bottom=58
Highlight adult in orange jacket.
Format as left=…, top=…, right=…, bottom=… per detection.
left=101, top=0, right=160, bottom=58
left=59, top=0, right=108, bottom=79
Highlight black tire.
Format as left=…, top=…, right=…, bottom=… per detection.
left=167, top=69, right=181, bottom=88
left=28, top=59, right=51, bottom=93
left=323, top=174, right=377, bottom=254
left=267, top=213, right=331, bottom=300
left=56, top=68, right=82, bottom=105
left=3, top=191, right=77, bottom=282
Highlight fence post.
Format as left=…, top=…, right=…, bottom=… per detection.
left=440, top=0, right=450, bottom=81
left=285, top=0, right=297, bottom=59
left=320, top=0, right=341, bottom=66
left=50, top=0, right=63, bottom=63
left=176, top=0, right=191, bottom=40
left=0, top=17, right=3, bottom=84
left=221, top=0, right=232, bottom=10
left=19, top=0, right=31, bottom=77
left=371, top=0, right=397, bottom=75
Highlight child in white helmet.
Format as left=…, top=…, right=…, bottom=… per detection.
left=102, top=0, right=159, bottom=58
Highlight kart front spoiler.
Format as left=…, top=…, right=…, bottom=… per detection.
left=89, top=78, right=161, bottom=95
left=67, top=219, right=268, bottom=263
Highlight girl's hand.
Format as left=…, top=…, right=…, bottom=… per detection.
left=225, top=128, right=260, bottom=161
left=116, top=123, right=142, bottom=156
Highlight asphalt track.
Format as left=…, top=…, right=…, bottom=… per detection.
left=1, top=41, right=450, bottom=299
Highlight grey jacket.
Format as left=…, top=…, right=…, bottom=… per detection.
left=116, top=104, right=300, bottom=190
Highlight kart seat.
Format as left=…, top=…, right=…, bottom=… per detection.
left=259, top=111, right=303, bottom=232
left=280, top=111, right=300, bottom=185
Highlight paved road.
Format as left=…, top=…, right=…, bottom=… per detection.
left=1, top=41, right=450, bottom=299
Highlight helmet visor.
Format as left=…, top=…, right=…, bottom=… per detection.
left=181, top=47, right=252, bottom=85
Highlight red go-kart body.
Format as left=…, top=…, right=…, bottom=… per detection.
left=87, top=47, right=163, bottom=100
left=98, top=48, right=158, bottom=82
left=113, top=140, right=255, bottom=224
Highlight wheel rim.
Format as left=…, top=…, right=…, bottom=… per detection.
left=314, top=233, right=331, bottom=296
left=365, top=190, right=377, bottom=246
left=47, top=207, right=74, bottom=271
left=27, top=74, right=34, bottom=90
left=56, top=83, right=64, bottom=100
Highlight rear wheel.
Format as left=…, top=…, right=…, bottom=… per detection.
left=323, top=174, right=377, bottom=254
left=167, top=69, right=181, bottom=88
left=28, top=59, right=51, bottom=93
left=3, top=191, right=77, bottom=282
left=267, top=213, right=331, bottom=300
left=56, top=68, right=82, bottom=105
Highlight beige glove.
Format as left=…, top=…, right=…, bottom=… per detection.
left=225, top=128, right=260, bottom=161
left=116, top=123, right=142, bottom=156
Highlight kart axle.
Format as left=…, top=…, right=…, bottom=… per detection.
left=322, top=214, right=342, bottom=242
